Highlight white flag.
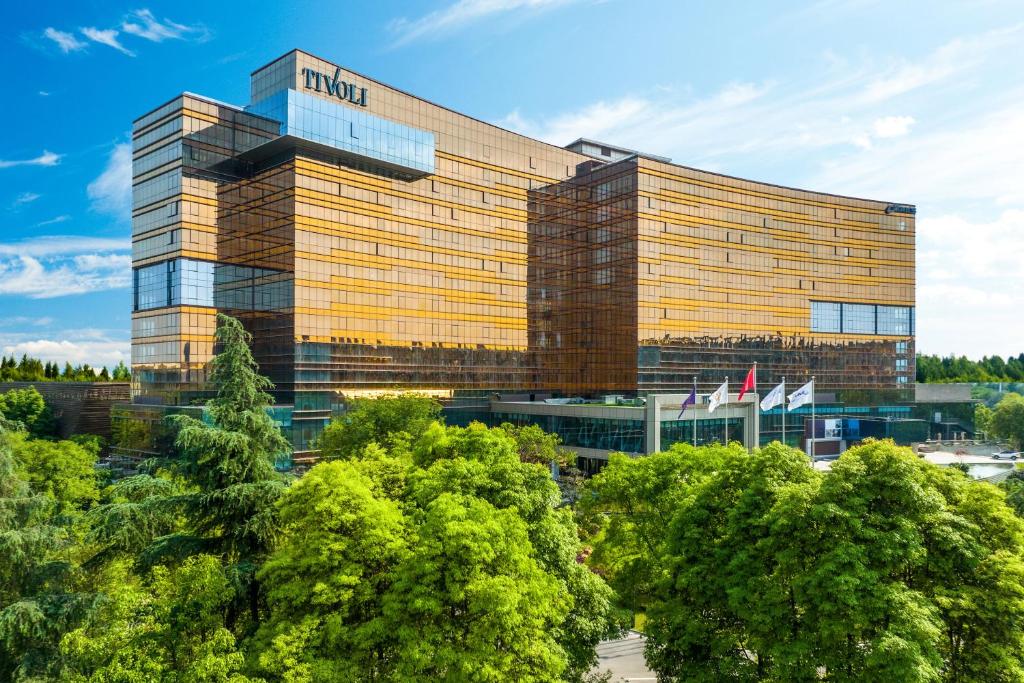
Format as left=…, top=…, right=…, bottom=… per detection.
left=708, top=380, right=728, bottom=414
left=760, top=382, right=785, bottom=411
left=787, top=380, right=814, bottom=411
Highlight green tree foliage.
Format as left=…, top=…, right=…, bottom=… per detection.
left=257, top=421, right=619, bottom=682
left=498, top=422, right=572, bottom=466
left=89, top=314, right=290, bottom=630
left=498, top=422, right=585, bottom=502
left=318, top=394, right=442, bottom=459
left=62, top=556, right=261, bottom=682
left=0, top=423, right=97, bottom=681
left=385, top=492, right=568, bottom=681
left=974, top=403, right=994, bottom=435
left=0, top=385, right=57, bottom=437
left=5, top=336, right=610, bottom=681
left=255, top=460, right=409, bottom=681
left=0, top=354, right=128, bottom=382
left=584, top=439, right=1024, bottom=682
left=162, top=314, right=291, bottom=561
left=989, top=393, right=1024, bottom=449
left=8, top=431, right=100, bottom=513
left=917, top=353, right=1024, bottom=383
left=112, top=360, right=132, bottom=381
left=1000, top=469, right=1024, bottom=520
left=580, top=443, right=734, bottom=615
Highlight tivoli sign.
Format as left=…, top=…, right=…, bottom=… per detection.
left=301, top=67, right=368, bottom=107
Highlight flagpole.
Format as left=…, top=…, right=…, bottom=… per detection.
left=723, top=377, right=728, bottom=444
left=781, top=376, right=786, bottom=446
left=692, top=375, right=697, bottom=447
left=751, top=362, right=757, bottom=449
left=810, top=375, right=816, bottom=460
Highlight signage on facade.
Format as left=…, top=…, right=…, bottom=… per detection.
left=301, top=67, right=368, bottom=107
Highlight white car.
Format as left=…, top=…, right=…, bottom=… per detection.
left=992, top=450, right=1021, bottom=461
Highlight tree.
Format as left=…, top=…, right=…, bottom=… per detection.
left=0, top=425, right=93, bottom=680
left=0, top=385, right=57, bottom=437
left=581, top=443, right=736, bottom=616
left=990, top=393, right=1024, bottom=449
left=974, top=403, right=994, bottom=436
left=385, top=493, right=569, bottom=681
left=1000, top=469, right=1024, bottom=518
left=88, top=313, right=291, bottom=632
left=318, top=394, right=442, bottom=459
left=931, top=482, right=1024, bottom=682
left=498, top=422, right=584, bottom=502
left=917, top=353, right=1024, bottom=384
left=498, top=422, right=572, bottom=466
left=112, top=360, right=131, bottom=381
left=638, top=443, right=824, bottom=680
left=8, top=432, right=99, bottom=513
left=408, top=422, right=620, bottom=679
left=61, top=555, right=261, bottom=682
left=255, top=460, right=409, bottom=681
left=258, top=420, right=618, bottom=681
left=585, top=439, right=1024, bottom=681
left=794, top=440, right=946, bottom=681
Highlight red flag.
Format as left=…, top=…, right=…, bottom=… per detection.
left=737, top=365, right=756, bottom=401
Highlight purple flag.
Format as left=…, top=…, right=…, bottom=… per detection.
left=678, top=387, right=696, bottom=419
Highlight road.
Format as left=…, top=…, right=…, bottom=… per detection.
left=593, top=631, right=656, bottom=682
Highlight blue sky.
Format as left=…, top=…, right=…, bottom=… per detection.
left=1, top=0, right=1022, bottom=369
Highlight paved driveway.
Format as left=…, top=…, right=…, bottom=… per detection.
left=593, top=631, right=657, bottom=682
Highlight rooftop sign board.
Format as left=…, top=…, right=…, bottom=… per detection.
left=301, top=67, right=368, bottom=107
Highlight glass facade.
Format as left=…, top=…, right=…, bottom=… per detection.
left=133, top=258, right=215, bottom=310
left=660, top=417, right=745, bottom=449
left=127, top=49, right=916, bottom=461
left=492, top=411, right=645, bottom=454
left=810, top=300, right=915, bottom=336
left=246, top=89, right=435, bottom=177
left=810, top=301, right=841, bottom=333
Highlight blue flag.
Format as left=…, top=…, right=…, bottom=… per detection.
left=678, top=387, right=696, bottom=419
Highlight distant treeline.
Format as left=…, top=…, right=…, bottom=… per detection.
left=0, top=355, right=130, bottom=383
left=917, top=353, right=1024, bottom=383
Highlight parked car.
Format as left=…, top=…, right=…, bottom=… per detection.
left=992, top=450, right=1021, bottom=460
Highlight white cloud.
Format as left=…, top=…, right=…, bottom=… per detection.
left=121, top=8, right=205, bottom=42
left=0, top=335, right=130, bottom=370
left=80, top=27, right=135, bottom=56
left=916, top=210, right=1024, bottom=358
left=12, top=192, right=41, bottom=206
left=0, top=235, right=130, bottom=299
left=0, top=236, right=129, bottom=258
left=500, top=26, right=1023, bottom=212
left=36, top=215, right=70, bottom=227
left=812, top=100, right=1024, bottom=207
left=0, top=255, right=130, bottom=299
left=43, top=27, right=86, bottom=53
left=501, top=96, right=652, bottom=147
left=87, top=143, right=132, bottom=221
left=872, top=115, right=915, bottom=138
left=918, top=210, right=1024, bottom=283
left=73, top=253, right=132, bottom=272
left=0, top=151, right=61, bottom=170
left=389, top=0, right=588, bottom=45
left=0, top=317, right=54, bottom=328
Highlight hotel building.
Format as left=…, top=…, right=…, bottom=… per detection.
left=122, top=49, right=916, bottom=463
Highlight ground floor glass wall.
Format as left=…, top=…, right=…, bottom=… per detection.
left=660, top=417, right=746, bottom=450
